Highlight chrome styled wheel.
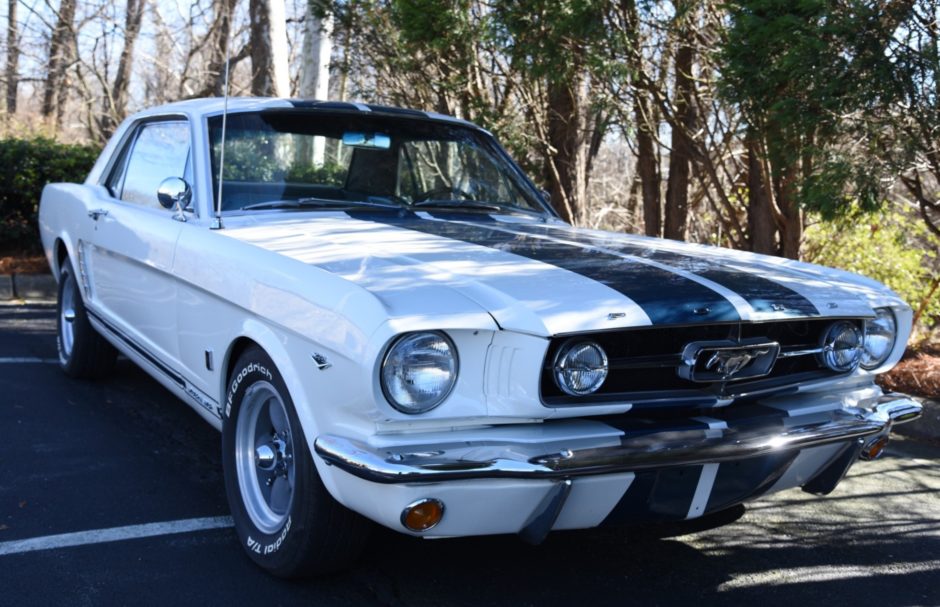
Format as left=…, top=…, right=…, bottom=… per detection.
left=58, top=268, right=77, bottom=361
left=222, top=346, right=371, bottom=577
left=235, top=381, right=295, bottom=534
left=55, top=260, right=116, bottom=379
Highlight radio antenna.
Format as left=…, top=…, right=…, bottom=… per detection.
left=211, top=11, right=232, bottom=231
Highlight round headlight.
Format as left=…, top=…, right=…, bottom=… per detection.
left=818, top=320, right=862, bottom=373
left=381, top=332, right=458, bottom=414
left=861, top=307, right=897, bottom=370
left=553, top=341, right=609, bottom=396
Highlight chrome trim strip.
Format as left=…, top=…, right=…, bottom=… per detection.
left=87, top=307, right=185, bottom=388
left=87, top=307, right=221, bottom=417
left=778, top=347, right=824, bottom=358
left=314, top=396, right=922, bottom=484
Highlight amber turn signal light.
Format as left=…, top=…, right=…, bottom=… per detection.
left=861, top=435, right=889, bottom=461
left=401, top=498, right=445, bottom=532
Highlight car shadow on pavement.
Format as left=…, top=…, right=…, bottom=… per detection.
left=338, top=511, right=940, bottom=607
left=323, top=440, right=940, bottom=607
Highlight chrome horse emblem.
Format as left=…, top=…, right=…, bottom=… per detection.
left=704, top=347, right=771, bottom=379
left=679, top=340, right=781, bottom=383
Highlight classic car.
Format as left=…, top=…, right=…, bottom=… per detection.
left=39, top=97, right=922, bottom=577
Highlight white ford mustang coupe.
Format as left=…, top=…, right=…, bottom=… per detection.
left=39, top=98, right=921, bottom=577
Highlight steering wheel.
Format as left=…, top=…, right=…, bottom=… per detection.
left=413, top=186, right=474, bottom=203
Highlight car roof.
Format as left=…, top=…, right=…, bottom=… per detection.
left=130, top=97, right=482, bottom=131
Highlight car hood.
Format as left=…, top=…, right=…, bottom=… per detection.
left=222, top=211, right=890, bottom=336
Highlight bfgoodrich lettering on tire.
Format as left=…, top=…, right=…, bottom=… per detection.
left=56, top=260, right=116, bottom=379
left=222, top=346, right=370, bottom=577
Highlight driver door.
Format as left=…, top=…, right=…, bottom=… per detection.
left=84, top=119, right=192, bottom=373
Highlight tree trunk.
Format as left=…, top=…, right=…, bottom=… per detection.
left=299, top=2, right=332, bottom=100
left=203, top=0, right=239, bottom=97
left=776, top=163, right=802, bottom=259
left=545, top=79, right=584, bottom=223
left=746, top=128, right=777, bottom=254
left=5, top=0, right=18, bottom=114
left=249, top=0, right=290, bottom=97
left=635, top=90, right=660, bottom=238
left=99, top=0, right=146, bottom=140
left=298, top=2, right=333, bottom=164
left=620, top=0, right=660, bottom=236
left=41, top=0, right=77, bottom=127
left=663, top=6, right=696, bottom=241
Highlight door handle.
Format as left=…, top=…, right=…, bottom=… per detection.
left=88, top=209, right=109, bottom=220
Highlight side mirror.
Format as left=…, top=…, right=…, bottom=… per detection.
left=157, top=177, right=192, bottom=222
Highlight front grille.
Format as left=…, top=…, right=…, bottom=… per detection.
left=540, top=319, right=862, bottom=410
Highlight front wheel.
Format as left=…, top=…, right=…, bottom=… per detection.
left=222, top=346, right=370, bottom=577
left=56, top=260, right=116, bottom=379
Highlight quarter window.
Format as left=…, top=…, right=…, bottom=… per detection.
left=120, top=121, right=191, bottom=210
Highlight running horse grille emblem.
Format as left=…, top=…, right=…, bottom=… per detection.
left=704, top=347, right=771, bottom=379
left=679, top=340, right=781, bottom=383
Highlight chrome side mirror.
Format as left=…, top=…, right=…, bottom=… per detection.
left=157, top=177, right=192, bottom=222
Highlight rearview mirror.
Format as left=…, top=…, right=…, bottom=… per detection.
left=342, top=132, right=391, bottom=149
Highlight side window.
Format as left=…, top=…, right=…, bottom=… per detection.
left=120, top=121, right=191, bottom=210
left=104, top=135, right=134, bottom=197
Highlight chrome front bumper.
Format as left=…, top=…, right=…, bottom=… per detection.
left=314, top=394, right=922, bottom=484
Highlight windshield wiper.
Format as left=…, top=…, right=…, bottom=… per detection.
left=241, top=197, right=400, bottom=211
left=411, top=200, right=507, bottom=212
left=411, top=199, right=548, bottom=218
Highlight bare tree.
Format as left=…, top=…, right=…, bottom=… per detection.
left=98, top=0, right=147, bottom=138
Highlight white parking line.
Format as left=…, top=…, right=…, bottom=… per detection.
left=0, top=357, right=58, bottom=364
left=0, top=516, right=234, bottom=557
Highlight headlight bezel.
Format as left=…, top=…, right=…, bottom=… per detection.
left=817, top=320, right=863, bottom=373
left=552, top=340, right=609, bottom=396
left=380, top=331, right=459, bottom=414
left=860, top=307, right=898, bottom=370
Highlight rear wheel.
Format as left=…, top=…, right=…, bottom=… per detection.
left=56, top=261, right=116, bottom=379
left=222, top=346, right=370, bottom=577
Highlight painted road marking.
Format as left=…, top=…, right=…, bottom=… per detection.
left=0, top=357, right=58, bottom=364
left=0, top=516, right=234, bottom=557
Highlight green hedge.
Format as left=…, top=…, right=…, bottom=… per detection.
left=0, top=137, right=101, bottom=254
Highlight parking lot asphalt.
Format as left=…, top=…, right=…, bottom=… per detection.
left=1, top=302, right=938, bottom=607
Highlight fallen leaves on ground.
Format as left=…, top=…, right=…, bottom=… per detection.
left=879, top=348, right=940, bottom=400
left=0, top=254, right=50, bottom=274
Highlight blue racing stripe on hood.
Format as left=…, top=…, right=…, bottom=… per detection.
left=347, top=211, right=741, bottom=325
left=512, top=223, right=819, bottom=317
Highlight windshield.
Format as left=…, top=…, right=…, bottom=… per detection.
left=208, top=111, right=548, bottom=215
